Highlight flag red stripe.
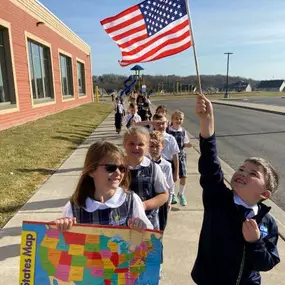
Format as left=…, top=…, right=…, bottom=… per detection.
left=105, top=14, right=144, bottom=34
left=121, top=19, right=189, bottom=56
left=122, top=31, right=190, bottom=62
left=112, top=24, right=146, bottom=42
left=119, top=34, right=149, bottom=49
left=100, top=5, right=138, bottom=25
left=120, top=40, right=191, bottom=66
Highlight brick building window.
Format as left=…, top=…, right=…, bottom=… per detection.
left=60, top=54, right=74, bottom=97
left=0, top=26, right=16, bottom=107
left=28, top=39, right=54, bottom=102
left=77, top=61, right=85, bottom=95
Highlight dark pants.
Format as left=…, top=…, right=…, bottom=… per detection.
left=115, top=113, right=123, bottom=131
left=159, top=202, right=168, bottom=231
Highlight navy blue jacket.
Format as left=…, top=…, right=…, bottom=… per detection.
left=191, top=134, right=280, bottom=285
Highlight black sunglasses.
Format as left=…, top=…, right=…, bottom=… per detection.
left=99, top=164, right=127, bottom=173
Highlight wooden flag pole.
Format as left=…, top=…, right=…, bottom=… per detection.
left=185, top=0, right=202, bottom=94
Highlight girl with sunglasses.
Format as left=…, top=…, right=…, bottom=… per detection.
left=123, top=126, right=169, bottom=230
left=56, top=141, right=153, bottom=231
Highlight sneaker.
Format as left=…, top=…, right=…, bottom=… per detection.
left=171, top=194, right=177, bottom=205
left=178, top=193, right=187, bottom=206
left=159, top=265, right=163, bottom=279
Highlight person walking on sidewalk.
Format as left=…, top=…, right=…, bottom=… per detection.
left=114, top=97, right=125, bottom=134
left=55, top=141, right=153, bottom=232
left=167, top=110, right=192, bottom=206
left=192, top=94, right=280, bottom=285
left=125, top=103, right=141, bottom=129
left=149, top=131, right=174, bottom=231
left=123, top=126, right=169, bottom=230
left=152, top=113, right=180, bottom=186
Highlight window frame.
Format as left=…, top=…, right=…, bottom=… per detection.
left=58, top=49, right=75, bottom=101
left=0, top=19, right=19, bottom=114
left=76, top=58, right=86, bottom=97
left=25, top=32, right=56, bottom=108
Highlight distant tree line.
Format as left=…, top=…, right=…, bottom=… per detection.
left=93, top=74, right=259, bottom=94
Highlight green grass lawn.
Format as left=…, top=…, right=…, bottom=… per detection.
left=0, top=102, right=113, bottom=228
left=151, top=91, right=283, bottom=100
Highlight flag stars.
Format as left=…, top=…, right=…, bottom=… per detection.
left=141, top=0, right=186, bottom=36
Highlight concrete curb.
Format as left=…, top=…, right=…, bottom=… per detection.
left=211, top=100, right=285, bottom=116
left=151, top=103, right=285, bottom=241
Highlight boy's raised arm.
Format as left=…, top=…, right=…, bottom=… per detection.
left=195, top=95, right=228, bottom=205
left=195, top=94, right=214, bottom=138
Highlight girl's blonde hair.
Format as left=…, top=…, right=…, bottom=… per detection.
left=171, top=109, right=184, bottom=121
left=71, top=141, right=130, bottom=207
left=123, top=126, right=150, bottom=145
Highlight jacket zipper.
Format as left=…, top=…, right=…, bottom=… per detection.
left=236, top=245, right=246, bottom=285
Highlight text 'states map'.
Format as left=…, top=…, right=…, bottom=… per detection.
left=19, top=221, right=162, bottom=285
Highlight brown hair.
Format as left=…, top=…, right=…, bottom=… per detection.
left=155, top=105, right=167, bottom=114
left=244, top=157, right=279, bottom=194
left=71, top=141, right=130, bottom=207
left=129, top=103, right=136, bottom=109
left=149, top=131, right=164, bottom=145
left=153, top=113, right=166, bottom=121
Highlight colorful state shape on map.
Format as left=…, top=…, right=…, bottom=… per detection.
left=39, top=229, right=159, bottom=285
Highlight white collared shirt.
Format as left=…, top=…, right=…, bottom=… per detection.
left=233, top=194, right=259, bottom=219
left=168, top=126, right=190, bottom=144
left=114, top=103, right=124, bottom=114
left=62, top=187, right=153, bottom=229
left=161, top=132, right=180, bottom=161
left=128, top=156, right=169, bottom=194
left=153, top=157, right=175, bottom=196
left=125, top=113, right=141, bottom=125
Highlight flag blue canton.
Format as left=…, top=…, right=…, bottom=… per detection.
left=139, top=0, right=187, bottom=37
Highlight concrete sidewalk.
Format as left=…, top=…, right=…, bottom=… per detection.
left=0, top=112, right=285, bottom=284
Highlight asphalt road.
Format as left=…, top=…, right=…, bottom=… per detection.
left=156, top=98, right=285, bottom=211
left=230, top=96, right=285, bottom=107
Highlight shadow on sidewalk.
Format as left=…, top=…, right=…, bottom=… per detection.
left=16, top=167, right=82, bottom=175
left=0, top=244, right=20, bottom=261
left=1, top=198, right=69, bottom=213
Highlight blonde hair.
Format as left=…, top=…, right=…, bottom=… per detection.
left=244, top=157, right=279, bottom=193
left=123, top=126, right=150, bottom=145
left=149, top=131, right=164, bottom=145
left=71, top=141, right=130, bottom=207
left=171, top=109, right=184, bottom=121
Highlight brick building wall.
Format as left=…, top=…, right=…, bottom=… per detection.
left=0, top=0, right=93, bottom=131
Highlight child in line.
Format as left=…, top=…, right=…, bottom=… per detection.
left=192, top=94, right=280, bottom=284
left=56, top=141, right=152, bottom=232
left=152, top=113, right=180, bottom=184
left=167, top=110, right=192, bottom=206
left=155, top=105, right=167, bottom=117
left=125, top=103, right=141, bottom=129
left=149, top=131, right=174, bottom=231
left=114, top=96, right=125, bottom=134
left=123, top=126, right=169, bottom=230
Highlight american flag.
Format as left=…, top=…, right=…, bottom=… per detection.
left=100, top=0, right=192, bottom=66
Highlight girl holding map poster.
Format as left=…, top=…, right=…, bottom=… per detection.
left=56, top=141, right=153, bottom=231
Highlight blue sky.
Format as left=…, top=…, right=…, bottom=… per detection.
left=40, top=0, right=285, bottom=80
